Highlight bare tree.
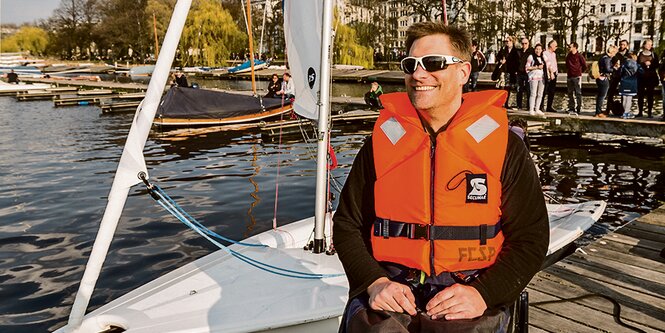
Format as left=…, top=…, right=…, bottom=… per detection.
left=467, top=0, right=504, bottom=51
left=559, top=0, right=591, bottom=44
left=47, top=0, right=100, bottom=59
left=513, top=0, right=543, bottom=42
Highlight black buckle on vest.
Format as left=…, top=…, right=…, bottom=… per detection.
left=409, top=224, right=429, bottom=240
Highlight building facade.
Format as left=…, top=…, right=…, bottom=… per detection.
left=335, top=0, right=663, bottom=56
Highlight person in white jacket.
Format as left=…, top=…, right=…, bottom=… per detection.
left=525, top=44, right=546, bottom=116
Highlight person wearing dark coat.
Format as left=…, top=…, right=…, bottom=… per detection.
left=6, top=70, right=19, bottom=84
left=618, top=53, right=643, bottom=119
left=636, top=39, right=660, bottom=118
left=607, top=39, right=629, bottom=114
left=264, top=74, right=282, bottom=98
left=496, top=36, right=520, bottom=108
left=516, top=38, right=533, bottom=110
left=595, top=45, right=618, bottom=117
left=174, top=72, right=189, bottom=88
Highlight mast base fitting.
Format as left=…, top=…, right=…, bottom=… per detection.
left=312, top=239, right=326, bottom=254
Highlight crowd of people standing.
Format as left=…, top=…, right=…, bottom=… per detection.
left=488, top=35, right=665, bottom=120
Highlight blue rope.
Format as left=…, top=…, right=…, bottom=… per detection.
left=149, top=184, right=343, bottom=279
left=154, top=185, right=266, bottom=248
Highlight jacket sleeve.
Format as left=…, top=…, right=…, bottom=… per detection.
left=469, top=132, right=549, bottom=308
left=333, top=137, right=388, bottom=298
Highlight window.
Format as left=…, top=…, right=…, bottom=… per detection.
left=542, top=7, right=549, bottom=18
left=590, top=5, right=595, bottom=14
left=540, top=21, right=549, bottom=31
left=600, top=4, right=606, bottom=13
left=613, top=19, right=619, bottom=29
left=634, top=23, right=642, bottom=33
left=636, top=8, right=643, bottom=20
left=621, top=4, right=626, bottom=12
left=610, top=4, right=615, bottom=12
left=588, top=21, right=595, bottom=29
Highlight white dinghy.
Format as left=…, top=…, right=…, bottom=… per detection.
left=56, top=1, right=606, bottom=332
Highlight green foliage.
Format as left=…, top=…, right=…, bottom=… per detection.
left=334, top=18, right=374, bottom=69
left=0, top=27, right=49, bottom=54
left=179, top=0, right=246, bottom=66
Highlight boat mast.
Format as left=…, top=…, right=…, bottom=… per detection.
left=313, top=0, right=334, bottom=254
left=64, top=1, right=192, bottom=331
left=246, top=0, right=257, bottom=95
left=153, top=13, right=160, bottom=58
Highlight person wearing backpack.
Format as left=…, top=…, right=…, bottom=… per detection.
left=594, top=45, right=618, bottom=118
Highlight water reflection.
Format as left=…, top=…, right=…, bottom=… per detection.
left=0, top=89, right=663, bottom=333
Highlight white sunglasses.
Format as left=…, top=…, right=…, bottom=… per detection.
left=400, top=54, right=464, bottom=74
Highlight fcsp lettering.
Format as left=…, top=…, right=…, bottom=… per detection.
left=458, top=246, right=496, bottom=262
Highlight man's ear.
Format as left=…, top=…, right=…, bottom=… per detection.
left=458, top=62, right=471, bottom=85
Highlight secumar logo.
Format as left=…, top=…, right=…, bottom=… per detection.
left=466, top=174, right=487, bottom=203
left=307, top=67, right=316, bottom=89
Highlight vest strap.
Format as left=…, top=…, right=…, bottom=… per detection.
left=374, top=218, right=502, bottom=242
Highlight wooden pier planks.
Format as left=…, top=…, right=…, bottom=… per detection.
left=527, top=204, right=665, bottom=332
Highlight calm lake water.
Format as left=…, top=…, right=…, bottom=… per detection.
left=0, top=85, right=664, bottom=333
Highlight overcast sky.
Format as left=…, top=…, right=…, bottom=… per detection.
left=1, top=0, right=61, bottom=25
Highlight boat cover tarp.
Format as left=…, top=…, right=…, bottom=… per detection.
left=157, top=87, right=287, bottom=119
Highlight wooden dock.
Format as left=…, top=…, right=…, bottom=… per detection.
left=526, top=205, right=665, bottom=332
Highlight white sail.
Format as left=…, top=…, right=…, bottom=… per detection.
left=284, top=0, right=323, bottom=120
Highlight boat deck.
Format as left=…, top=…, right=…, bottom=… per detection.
left=526, top=204, right=665, bottom=332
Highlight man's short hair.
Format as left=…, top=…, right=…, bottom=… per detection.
left=620, top=39, right=629, bottom=45
left=547, top=40, right=557, bottom=47
left=569, top=42, right=578, bottom=49
left=405, top=22, right=472, bottom=62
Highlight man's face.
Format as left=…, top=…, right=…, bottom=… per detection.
left=283, top=74, right=289, bottom=81
left=550, top=42, right=557, bottom=51
left=619, top=41, right=628, bottom=50
left=521, top=39, right=529, bottom=49
left=405, top=34, right=469, bottom=113
left=568, top=44, right=577, bottom=53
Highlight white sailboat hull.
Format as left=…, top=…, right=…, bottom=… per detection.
left=57, top=216, right=348, bottom=333
left=56, top=201, right=605, bottom=333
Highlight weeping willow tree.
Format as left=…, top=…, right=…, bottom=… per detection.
left=0, top=27, right=49, bottom=54
left=334, top=16, right=374, bottom=69
left=179, top=0, right=247, bottom=66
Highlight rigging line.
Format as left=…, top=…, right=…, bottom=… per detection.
left=154, top=199, right=342, bottom=279
left=272, top=95, right=287, bottom=229
left=153, top=185, right=266, bottom=247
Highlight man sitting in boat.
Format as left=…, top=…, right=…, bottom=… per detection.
left=364, top=81, right=384, bottom=109
left=333, top=22, right=549, bottom=332
left=7, top=70, right=19, bottom=84
left=276, top=72, right=295, bottom=100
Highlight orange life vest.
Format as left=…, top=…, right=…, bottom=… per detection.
left=371, top=90, right=509, bottom=275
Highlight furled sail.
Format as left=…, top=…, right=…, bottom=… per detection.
left=284, top=0, right=323, bottom=120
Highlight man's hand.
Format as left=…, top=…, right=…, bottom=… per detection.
left=367, top=277, right=417, bottom=316
left=425, top=284, right=487, bottom=320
